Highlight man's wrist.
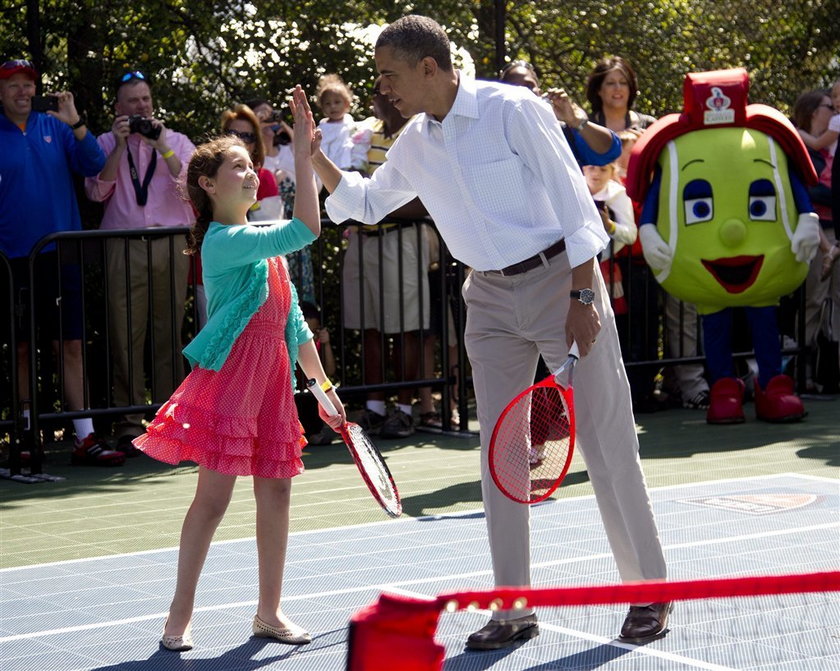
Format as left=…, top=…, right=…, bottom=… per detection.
left=160, top=148, right=175, bottom=159
left=70, top=116, right=86, bottom=130
left=574, top=117, right=589, bottom=131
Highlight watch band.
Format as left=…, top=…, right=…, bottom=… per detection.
left=70, top=117, right=86, bottom=130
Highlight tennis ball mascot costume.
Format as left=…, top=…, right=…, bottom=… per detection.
left=626, top=68, right=820, bottom=424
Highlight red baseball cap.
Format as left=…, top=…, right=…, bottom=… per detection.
left=0, top=59, right=38, bottom=81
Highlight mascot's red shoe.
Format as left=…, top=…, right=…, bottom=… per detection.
left=754, top=374, right=806, bottom=423
left=707, top=378, right=746, bottom=424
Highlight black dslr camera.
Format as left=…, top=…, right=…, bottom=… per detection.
left=127, top=115, right=161, bottom=140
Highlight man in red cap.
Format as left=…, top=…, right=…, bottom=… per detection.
left=0, top=59, right=124, bottom=466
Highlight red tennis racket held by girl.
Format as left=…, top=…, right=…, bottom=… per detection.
left=489, top=342, right=579, bottom=504
left=306, top=379, right=402, bottom=518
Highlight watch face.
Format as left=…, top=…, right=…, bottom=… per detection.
left=578, top=288, right=595, bottom=304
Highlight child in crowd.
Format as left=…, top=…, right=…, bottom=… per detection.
left=615, top=128, right=642, bottom=184
left=133, top=87, right=345, bottom=652
left=315, top=74, right=369, bottom=172
left=583, top=161, right=637, bottom=316
left=295, top=301, right=337, bottom=445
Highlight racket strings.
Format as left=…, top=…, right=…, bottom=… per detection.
left=493, top=385, right=573, bottom=503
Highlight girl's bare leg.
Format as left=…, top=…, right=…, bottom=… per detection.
left=253, top=476, right=296, bottom=627
left=164, top=466, right=237, bottom=637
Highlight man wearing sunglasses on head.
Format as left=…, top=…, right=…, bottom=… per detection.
left=84, top=70, right=196, bottom=452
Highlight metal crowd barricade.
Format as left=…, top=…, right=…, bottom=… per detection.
left=331, top=217, right=469, bottom=433
left=0, top=223, right=810, bottom=480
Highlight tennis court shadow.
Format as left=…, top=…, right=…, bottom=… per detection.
left=444, top=640, right=632, bottom=670
left=521, top=641, right=634, bottom=670
left=635, top=397, right=840, bottom=464
left=400, top=480, right=483, bottom=516
left=85, top=632, right=344, bottom=671
left=400, top=469, right=591, bottom=517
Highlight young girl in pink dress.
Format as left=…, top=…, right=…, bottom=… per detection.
left=134, top=86, right=345, bottom=652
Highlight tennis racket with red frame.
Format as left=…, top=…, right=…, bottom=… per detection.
left=488, top=342, right=579, bottom=504
left=306, top=379, right=402, bottom=518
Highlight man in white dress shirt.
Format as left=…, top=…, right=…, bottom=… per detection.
left=312, top=15, right=669, bottom=650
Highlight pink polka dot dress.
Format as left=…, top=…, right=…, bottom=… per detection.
left=134, top=258, right=306, bottom=479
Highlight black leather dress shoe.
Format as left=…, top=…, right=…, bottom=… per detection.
left=466, top=615, right=539, bottom=650
left=619, top=602, right=672, bottom=642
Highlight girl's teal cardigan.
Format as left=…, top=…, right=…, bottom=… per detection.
left=182, top=218, right=316, bottom=391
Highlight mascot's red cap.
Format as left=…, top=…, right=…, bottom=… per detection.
left=626, top=68, right=818, bottom=202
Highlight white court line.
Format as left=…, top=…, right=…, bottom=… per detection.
left=1, top=520, right=836, bottom=644
left=387, top=585, right=740, bottom=671
left=2, top=472, right=829, bottom=573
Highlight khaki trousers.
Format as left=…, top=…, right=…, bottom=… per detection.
left=462, top=250, right=666, bottom=619
left=106, top=235, right=189, bottom=436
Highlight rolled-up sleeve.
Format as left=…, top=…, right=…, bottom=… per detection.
left=505, top=97, right=608, bottom=268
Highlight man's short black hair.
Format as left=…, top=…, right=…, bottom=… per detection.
left=375, top=15, right=453, bottom=73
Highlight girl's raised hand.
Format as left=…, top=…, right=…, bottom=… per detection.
left=288, top=85, right=321, bottom=157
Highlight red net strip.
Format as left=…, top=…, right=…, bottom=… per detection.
left=346, top=571, right=840, bottom=671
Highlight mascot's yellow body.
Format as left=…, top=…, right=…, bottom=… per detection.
left=627, top=68, right=819, bottom=424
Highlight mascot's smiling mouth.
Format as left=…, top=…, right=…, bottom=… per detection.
left=701, top=255, right=764, bottom=293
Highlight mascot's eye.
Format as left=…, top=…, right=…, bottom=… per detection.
left=748, top=179, right=777, bottom=221
left=683, top=179, right=713, bottom=225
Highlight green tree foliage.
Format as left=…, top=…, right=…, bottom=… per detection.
left=3, top=1, right=837, bottom=138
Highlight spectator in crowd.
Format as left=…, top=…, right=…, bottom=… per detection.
left=585, top=56, right=657, bottom=132
left=221, top=104, right=282, bottom=220
left=342, top=79, right=431, bottom=438
left=792, top=89, right=839, bottom=394
left=583, top=161, right=636, bottom=317
left=315, top=74, right=369, bottom=172
left=313, top=15, right=669, bottom=648
left=85, top=70, right=196, bottom=451
left=247, top=98, right=317, bottom=305
left=500, top=60, right=620, bottom=166
left=588, top=56, right=709, bottom=411
left=0, top=59, right=123, bottom=465
left=795, top=81, right=840, bottom=280
left=615, top=128, right=642, bottom=183
left=295, top=301, right=337, bottom=445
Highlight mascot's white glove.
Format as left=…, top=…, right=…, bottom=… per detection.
left=639, top=223, right=673, bottom=272
left=791, top=212, right=820, bottom=263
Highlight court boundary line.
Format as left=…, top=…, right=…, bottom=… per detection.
left=2, top=471, right=831, bottom=573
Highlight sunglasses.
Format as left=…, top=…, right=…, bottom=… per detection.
left=1, top=59, right=35, bottom=70
left=119, top=71, right=146, bottom=83
left=224, top=128, right=257, bottom=144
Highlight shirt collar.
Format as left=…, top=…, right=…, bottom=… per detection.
left=423, top=70, right=478, bottom=134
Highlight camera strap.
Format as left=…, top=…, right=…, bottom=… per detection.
left=125, top=145, right=157, bottom=207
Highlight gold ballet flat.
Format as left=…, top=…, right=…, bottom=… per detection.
left=161, top=618, right=193, bottom=652
left=252, top=614, right=312, bottom=645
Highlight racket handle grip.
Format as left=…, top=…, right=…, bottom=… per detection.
left=569, top=341, right=580, bottom=360
left=306, top=378, right=339, bottom=417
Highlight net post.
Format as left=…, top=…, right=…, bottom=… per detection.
left=346, top=592, right=444, bottom=671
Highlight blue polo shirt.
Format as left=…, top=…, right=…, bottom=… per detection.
left=0, top=111, right=105, bottom=258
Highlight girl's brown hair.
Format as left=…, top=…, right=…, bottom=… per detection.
left=185, top=135, right=245, bottom=254
left=220, top=103, right=266, bottom=169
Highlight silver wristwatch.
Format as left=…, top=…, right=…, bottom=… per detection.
left=570, top=288, right=595, bottom=305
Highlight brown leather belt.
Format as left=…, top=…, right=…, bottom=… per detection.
left=490, top=238, right=566, bottom=276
